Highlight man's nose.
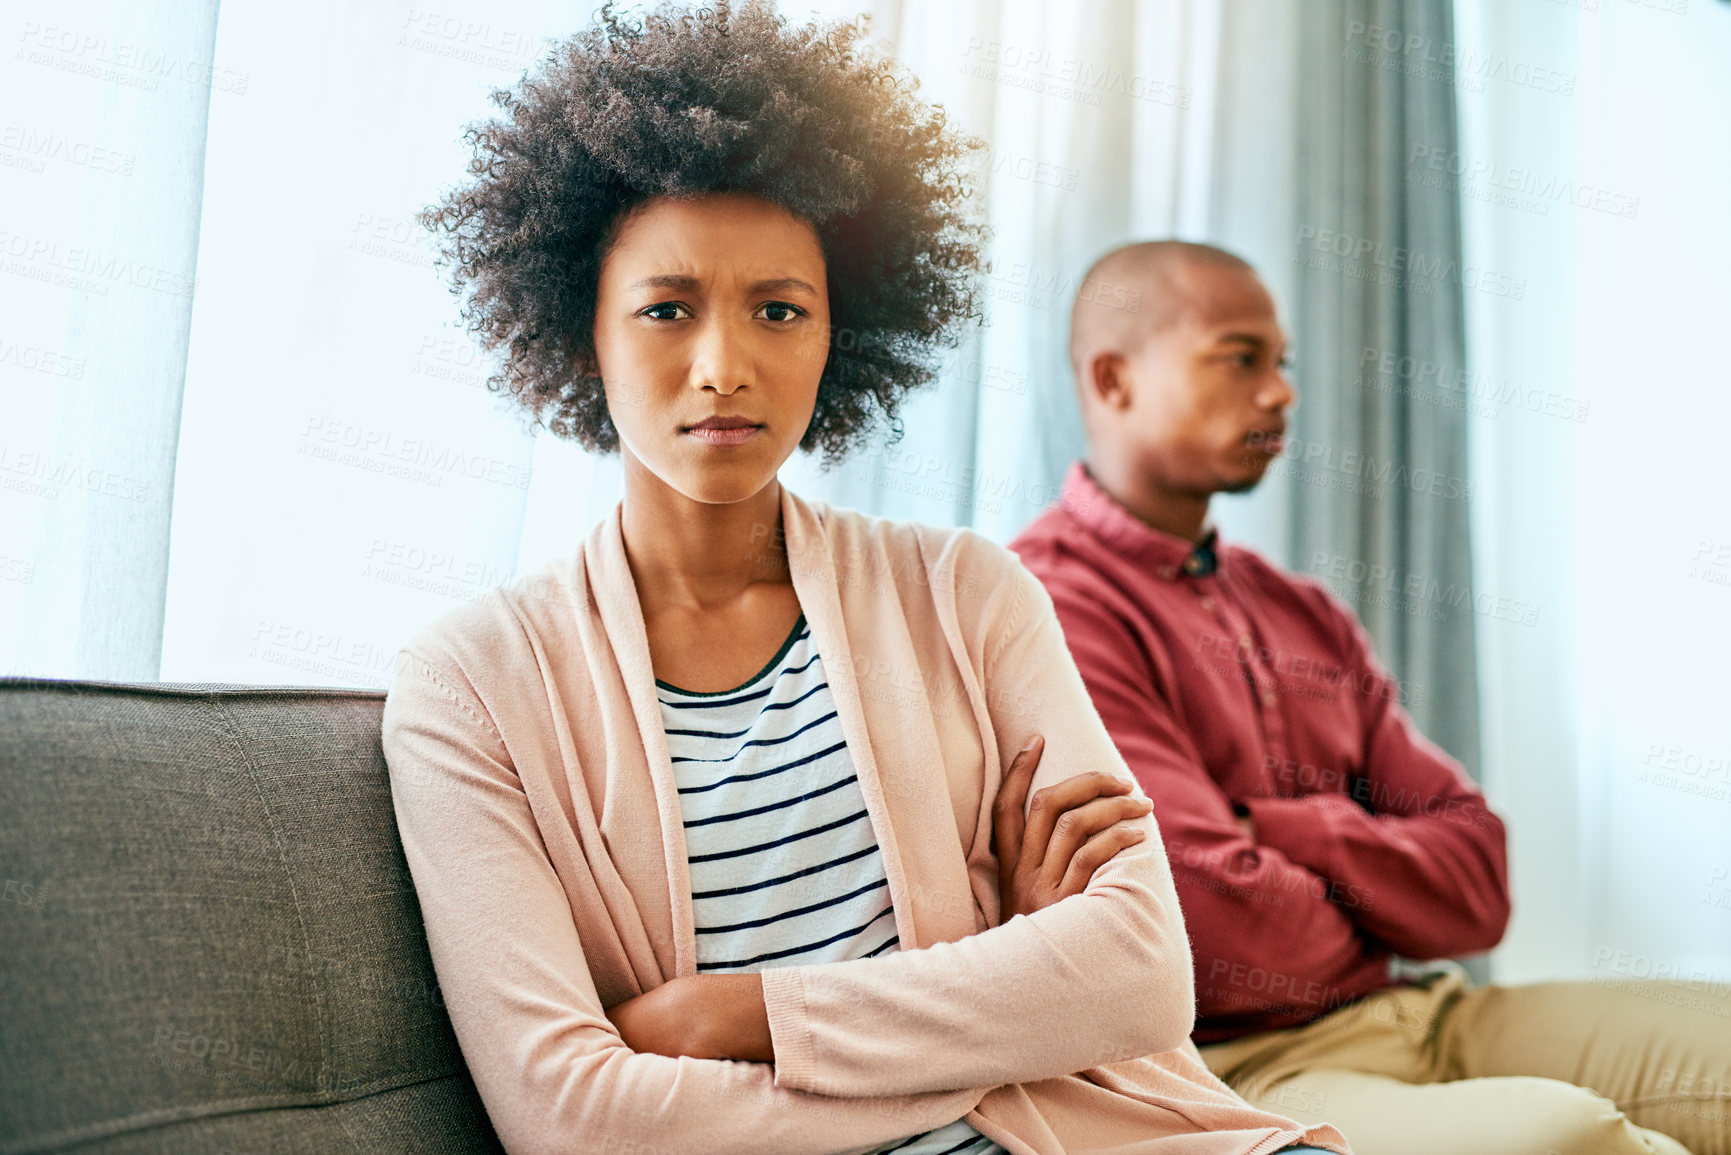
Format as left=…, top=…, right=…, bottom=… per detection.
left=690, top=316, right=751, bottom=395
left=1261, top=369, right=1297, bottom=412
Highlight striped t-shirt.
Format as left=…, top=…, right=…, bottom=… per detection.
left=657, top=611, right=1001, bottom=1155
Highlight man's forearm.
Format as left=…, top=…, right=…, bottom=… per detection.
left=1243, top=792, right=1509, bottom=957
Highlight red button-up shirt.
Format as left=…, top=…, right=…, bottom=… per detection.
left=1010, top=461, right=1510, bottom=1042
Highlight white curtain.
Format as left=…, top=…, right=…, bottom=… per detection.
left=0, top=0, right=220, bottom=680
left=158, top=0, right=586, bottom=687
left=1454, top=0, right=1731, bottom=987
left=778, top=0, right=1233, bottom=546
left=5, top=0, right=1726, bottom=991
left=148, top=0, right=1248, bottom=685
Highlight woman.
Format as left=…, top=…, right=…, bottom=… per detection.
left=383, top=4, right=1350, bottom=1153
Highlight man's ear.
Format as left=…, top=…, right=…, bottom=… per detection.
left=1086, top=351, right=1133, bottom=412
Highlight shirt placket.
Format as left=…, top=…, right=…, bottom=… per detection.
left=1192, top=571, right=1290, bottom=790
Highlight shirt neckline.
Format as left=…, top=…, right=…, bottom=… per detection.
left=1060, top=460, right=1224, bottom=580
left=654, top=610, right=809, bottom=698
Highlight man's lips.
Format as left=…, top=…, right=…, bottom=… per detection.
left=1248, top=427, right=1286, bottom=453
left=684, top=416, right=763, bottom=446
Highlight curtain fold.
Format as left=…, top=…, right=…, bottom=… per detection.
left=5, top=0, right=1723, bottom=1019
left=158, top=0, right=579, bottom=684
left=0, top=0, right=221, bottom=680
left=1454, top=0, right=1731, bottom=987
left=3, top=1, right=1486, bottom=771
left=787, top=3, right=1484, bottom=788
left=6, top=0, right=1484, bottom=778
left=1283, top=0, right=1483, bottom=776
left=783, top=0, right=1228, bottom=547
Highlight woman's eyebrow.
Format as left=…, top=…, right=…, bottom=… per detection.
left=629, top=273, right=701, bottom=291
left=748, top=276, right=819, bottom=295
left=626, top=274, right=818, bottom=295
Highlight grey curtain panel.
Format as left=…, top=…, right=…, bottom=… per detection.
left=1289, top=0, right=1482, bottom=777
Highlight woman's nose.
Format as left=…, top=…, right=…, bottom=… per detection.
left=689, top=317, right=751, bottom=395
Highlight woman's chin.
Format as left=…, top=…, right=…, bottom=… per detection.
left=665, top=463, right=785, bottom=508
left=622, top=437, right=787, bottom=508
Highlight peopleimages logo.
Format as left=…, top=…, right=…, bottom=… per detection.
left=298, top=417, right=532, bottom=490
left=1256, top=432, right=1476, bottom=502
left=0, top=444, right=150, bottom=503
left=0, top=228, right=199, bottom=299
left=0, top=124, right=136, bottom=175
left=1342, top=19, right=1578, bottom=96
left=1407, top=145, right=1641, bottom=220
left=14, top=22, right=251, bottom=93
left=1357, top=346, right=1590, bottom=423
left=1294, top=226, right=1527, bottom=300
left=1308, top=551, right=1540, bottom=628
left=957, top=37, right=1191, bottom=109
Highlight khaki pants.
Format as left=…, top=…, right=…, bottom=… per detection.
left=1197, top=969, right=1731, bottom=1155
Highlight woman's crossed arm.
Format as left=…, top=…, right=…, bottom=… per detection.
left=607, top=734, right=1157, bottom=1066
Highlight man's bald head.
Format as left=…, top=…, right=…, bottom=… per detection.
left=1064, top=239, right=1294, bottom=513
left=1069, top=241, right=1257, bottom=384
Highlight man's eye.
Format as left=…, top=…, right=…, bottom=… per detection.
left=758, top=301, right=806, bottom=323
left=640, top=302, right=690, bottom=321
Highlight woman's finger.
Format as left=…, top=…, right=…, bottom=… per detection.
left=1037, top=794, right=1152, bottom=884
left=1056, top=823, right=1149, bottom=898
left=992, top=735, right=1044, bottom=880
left=1018, top=770, right=1133, bottom=879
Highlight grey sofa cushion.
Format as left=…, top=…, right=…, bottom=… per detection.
left=0, top=680, right=503, bottom=1154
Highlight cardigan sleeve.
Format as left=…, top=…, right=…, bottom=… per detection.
left=760, top=538, right=1196, bottom=1099
left=382, top=643, right=988, bottom=1155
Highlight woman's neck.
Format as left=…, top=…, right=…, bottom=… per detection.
left=618, top=456, right=791, bottom=617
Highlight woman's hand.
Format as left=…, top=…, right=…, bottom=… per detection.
left=605, top=974, right=775, bottom=1062
left=992, top=734, right=1153, bottom=919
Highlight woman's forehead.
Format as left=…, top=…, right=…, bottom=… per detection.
left=602, top=196, right=827, bottom=287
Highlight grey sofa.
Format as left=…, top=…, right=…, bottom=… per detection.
left=0, top=679, right=503, bottom=1154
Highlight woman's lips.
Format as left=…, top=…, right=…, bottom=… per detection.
left=686, top=423, right=762, bottom=446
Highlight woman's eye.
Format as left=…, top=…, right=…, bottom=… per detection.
left=758, top=301, right=806, bottom=323
left=640, top=302, right=690, bottom=321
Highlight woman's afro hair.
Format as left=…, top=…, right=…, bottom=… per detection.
left=419, top=0, right=988, bottom=462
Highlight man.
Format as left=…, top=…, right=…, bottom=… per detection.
left=1009, top=240, right=1728, bottom=1155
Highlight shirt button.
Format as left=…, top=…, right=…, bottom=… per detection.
left=1262, top=690, right=1279, bottom=707
left=1199, top=596, right=1216, bottom=612
left=1238, top=636, right=1253, bottom=652
left=1183, top=556, right=1202, bottom=575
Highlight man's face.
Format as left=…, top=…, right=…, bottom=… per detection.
left=592, top=191, right=831, bottom=505
left=1120, top=266, right=1295, bottom=496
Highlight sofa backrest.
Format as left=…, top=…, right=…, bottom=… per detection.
left=0, top=679, right=502, bottom=1154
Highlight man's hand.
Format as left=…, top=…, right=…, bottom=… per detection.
left=605, top=974, right=775, bottom=1062
left=992, top=734, right=1153, bottom=920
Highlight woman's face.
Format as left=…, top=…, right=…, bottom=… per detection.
left=593, top=192, right=831, bottom=505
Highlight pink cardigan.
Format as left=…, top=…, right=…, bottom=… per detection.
left=381, top=486, right=1352, bottom=1155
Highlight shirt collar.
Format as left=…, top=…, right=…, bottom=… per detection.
left=1058, top=460, right=1224, bottom=581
